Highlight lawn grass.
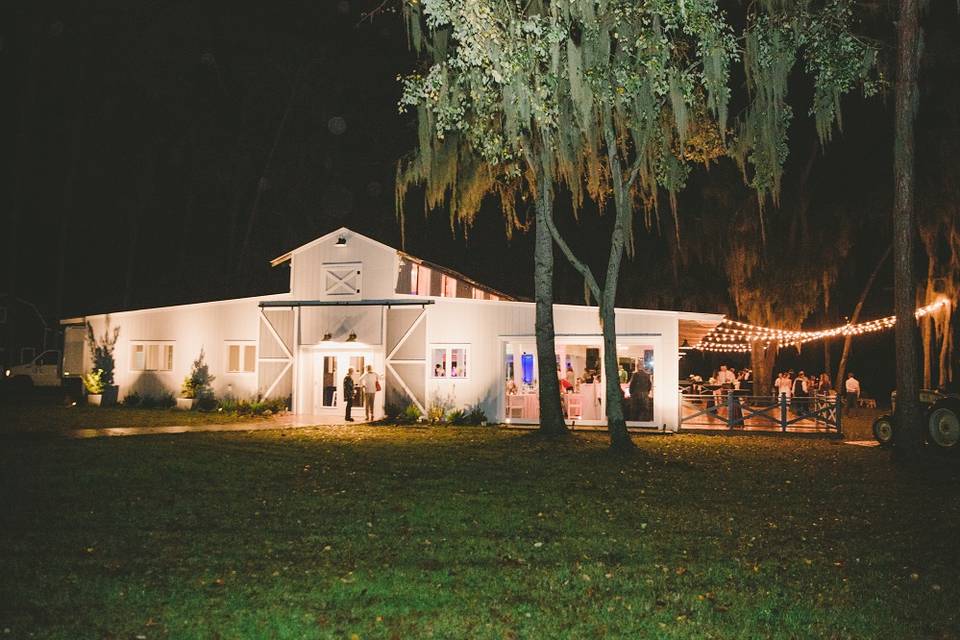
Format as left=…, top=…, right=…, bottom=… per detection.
left=1, top=426, right=958, bottom=639
left=0, top=402, right=267, bottom=434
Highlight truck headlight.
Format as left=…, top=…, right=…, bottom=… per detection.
left=4, top=369, right=10, bottom=377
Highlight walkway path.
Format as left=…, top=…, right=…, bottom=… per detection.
left=64, top=414, right=367, bottom=439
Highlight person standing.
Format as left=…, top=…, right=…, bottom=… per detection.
left=819, top=373, right=833, bottom=395
left=343, top=367, right=356, bottom=422
left=716, top=364, right=736, bottom=387
left=776, top=372, right=793, bottom=401
left=628, top=367, right=653, bottom=421
left=793, top=371, right=809, bottom=411
left=844, top=372, right=861, bottom=416
left=358, top=365, right=380, bottom=421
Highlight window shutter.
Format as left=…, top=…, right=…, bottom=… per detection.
left=243, top=345, right=256, bottom=372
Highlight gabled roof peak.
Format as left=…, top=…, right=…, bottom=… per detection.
left=269, top=227, right=396, bottom=266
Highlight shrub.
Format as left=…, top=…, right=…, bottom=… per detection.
left=447, top=403, right=488, bottom=426
left=398, top=403, right=422, bottom=424
left=140, top=392, right=175, bottom=409
left=181, top=349, right=215, bottom=400
left=122, top=391, right=142, bottom=407
left=216, top=395, right=289, bottom=416
left=86, top=322, right=119, bottom=386
left=464, top=403, right=488, bottom=425
left=82, top=369, right=105, bottom=395
left=426, top=391, right=454, bottom=424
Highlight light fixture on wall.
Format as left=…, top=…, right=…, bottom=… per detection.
left=322, top=332, right=332, bottom=341
left=335, top=234, right=347, bottom=247
left=346, top=332, right=357, bottom=342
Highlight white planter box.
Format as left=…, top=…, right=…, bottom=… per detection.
left=176, top=397, right=198, bottom=410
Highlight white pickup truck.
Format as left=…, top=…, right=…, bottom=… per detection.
left=4, top=350, right=63, bottom=387
left=3, top=324, right=85, bottom=389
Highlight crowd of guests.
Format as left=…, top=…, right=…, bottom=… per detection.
left=686, top=365, right=864, bottom=416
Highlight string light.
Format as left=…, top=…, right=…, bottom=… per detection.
left=692, top=298, right=952, bottom=353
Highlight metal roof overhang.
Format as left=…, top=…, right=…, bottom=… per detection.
left=259, top=299, right=435, bottom=308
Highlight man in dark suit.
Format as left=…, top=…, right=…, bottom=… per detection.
left=628, top=367, right=653, bottom=421
left=343, top=367, right=356, bottom=422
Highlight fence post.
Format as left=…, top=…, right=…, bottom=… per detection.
left=835, top=394, right=843, bottom=436
left=780, top=394, right=788, bottom=432
left=727, top=391, right=735, bottom=429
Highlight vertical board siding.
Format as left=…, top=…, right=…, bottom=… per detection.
left=299, top=307, right=382, bottom=345
left=290, top=231, right=398, bottom=301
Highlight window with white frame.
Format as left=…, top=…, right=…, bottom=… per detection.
left=226, top=342, right=256, bottom=373
left=130, top=342, right=174, bottom=372
left=430, top=344, right=469, bottom=379
left=323, top=262, right=362, bottom=297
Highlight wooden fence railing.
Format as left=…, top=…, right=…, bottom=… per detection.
left=679, top=392, right=842, bottom=435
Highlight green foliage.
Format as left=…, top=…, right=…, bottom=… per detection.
left=398, top=0, right=880, bottom=228
left=384, top=400, right=425, bottom=424
left=426, top=391, right=456, bottom=424
left=448, top=402, right=488, bottom=426
left=85, top=322, right=119, bottom=386
left=217, top=395, right=290, bottom=416
left=82, top=369, right=105, bottom=395
left=140, top=392, right=176, bottom=409
left=121, top=391, right=142, bottom=407
left=181, top=348, right=215, bottom=400
left=400, top=403, right=423, bottom=424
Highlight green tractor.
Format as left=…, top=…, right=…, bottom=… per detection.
left=873, top=389, right=960, bottom=454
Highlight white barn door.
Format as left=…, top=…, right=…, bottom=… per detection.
left=258, top=307, right=294, bottom=400
left=385, top=307, right=426, bottom=413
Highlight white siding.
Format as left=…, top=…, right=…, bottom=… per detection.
left=289, top=230, right=399, bottom=301
left=82, top=296, right=287, bottom=401
left=422, top=299, right=682, bottom=431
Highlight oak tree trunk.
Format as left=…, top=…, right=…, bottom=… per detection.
left=891, top=0, right=925, bottom=462
left=602, top=134, right=633, bottom=450
left=533, top=178, right=567, bottom=436
left=750, top=341, right=777, bottom=398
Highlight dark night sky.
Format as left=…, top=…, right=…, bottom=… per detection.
left=4, top=1, right=959, bottom=396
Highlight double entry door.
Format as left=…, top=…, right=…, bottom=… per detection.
left=312, top=350, right=371, bottom=413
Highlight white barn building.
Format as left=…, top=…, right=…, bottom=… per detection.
left=63, top=227, right=722, bottom=431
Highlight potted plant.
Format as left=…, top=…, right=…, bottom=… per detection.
left=178, top=348, right=215, bottom=410
left=85, top=322, right=120, bottom=405
left=83, top=369, right=107, bottom=406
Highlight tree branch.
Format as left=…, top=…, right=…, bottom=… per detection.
left=542, top=207, right=602, bottom=303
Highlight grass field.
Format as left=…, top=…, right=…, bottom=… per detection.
left=1, top=426, right=958, bottom=639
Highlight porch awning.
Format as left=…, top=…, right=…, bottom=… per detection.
left=259, top=299, right=435, bottom=308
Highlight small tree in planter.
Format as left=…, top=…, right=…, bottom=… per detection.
left=86, top=322, right=120, bottom=405
left=179, top=348, right=215, bottom=410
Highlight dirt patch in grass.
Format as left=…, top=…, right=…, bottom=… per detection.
left=1, top=426, right=958, bottom=638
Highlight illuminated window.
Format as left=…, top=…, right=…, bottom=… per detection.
left=431, top=344, right=469, bottom=379
left=226, top=342, right=256, bottom=373
left=395, top=256, right=506, bottom=300
left=130, top=342, right=174, bottom=372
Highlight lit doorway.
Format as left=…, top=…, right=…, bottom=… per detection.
left=308, top=349, right=382, bottom=418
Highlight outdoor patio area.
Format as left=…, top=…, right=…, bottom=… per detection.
left=679, top=393, right=843, bottom=436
